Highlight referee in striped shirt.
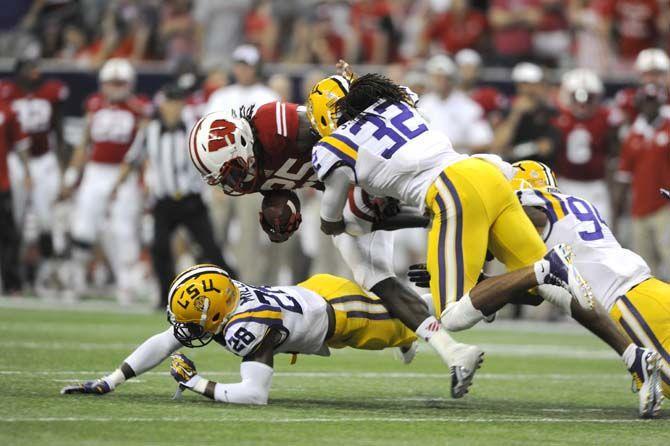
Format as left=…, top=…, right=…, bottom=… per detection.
left=112, top=83, right=236, bottom=308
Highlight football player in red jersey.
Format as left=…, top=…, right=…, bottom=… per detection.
left=59, top=58, right=151, bottom=304
left=552, top=68, right=616, bottom=225
left=189, top=73, right=486, bottom=398
left=1, top=56, right=69, bottom=287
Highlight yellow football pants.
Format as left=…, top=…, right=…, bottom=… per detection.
left=299, top=274, right=416, bottom=350
left=609, top=277, right=670, bottom=398
left=425, top=158, right=547, bottom=315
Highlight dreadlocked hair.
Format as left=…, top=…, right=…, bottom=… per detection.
left=335, top=73, right=412, bottom=122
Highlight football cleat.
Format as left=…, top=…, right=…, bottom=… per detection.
left=394, top=342, right=419, bottom=365
left=60, top=379, right=113, bottom=395
left=536, top=244, right=594, bottom=310
left=448, top=343, right=484, bottom=398
left=628, top=347, right=664, bottom=418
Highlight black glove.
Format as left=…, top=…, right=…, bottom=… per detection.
left=408, top=263, right=431, bottom=288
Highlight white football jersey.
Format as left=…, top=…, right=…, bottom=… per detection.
left=518, top=189, right=651, bottom=312
left=312, top=98, right=467, bottom=210
left=220, top=281, right=330, bottom=358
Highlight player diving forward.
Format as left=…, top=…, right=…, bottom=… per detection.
left=62, top=264, right=417, bottom=404
left=512, top=161, right=667, bottom=412
left=189, top=78, right=485, bottom=397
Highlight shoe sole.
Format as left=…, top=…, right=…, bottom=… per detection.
left=558, top=245, right=595, bottom=311
left=450, top=351, right=485, bottom=399
left=639, top=353, right=664, bottom=419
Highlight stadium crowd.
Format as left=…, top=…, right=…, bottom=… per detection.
left=0, top=0, right=669, bottom=318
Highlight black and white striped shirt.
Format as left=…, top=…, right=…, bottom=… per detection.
left=125, top=119, right=202, bottom=200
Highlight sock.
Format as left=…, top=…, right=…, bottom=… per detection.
left=622, top=344, right=637, bottom=370
left=416, top=316, right=459, bottom=367
left=534, top=259, right=549, bottom=285
left=103, top=368, right=127, bottom=389
left=415, top=316, right=442, bottom=342
left=440, top=294, right=485, bottom=331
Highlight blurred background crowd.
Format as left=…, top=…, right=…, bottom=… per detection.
left=0, top=0, right=669, bottom=320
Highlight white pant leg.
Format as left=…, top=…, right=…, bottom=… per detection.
left=7, top=152, right=27, bottom=226
left=106, top=172, right=141, bottom=300
left=71, top=163, right=118, bottom=244
left=333, top=230, right=395, bottom=291
left=28, top=152, right=61, bottom=233
left=558, top=178, right=611, bottom=225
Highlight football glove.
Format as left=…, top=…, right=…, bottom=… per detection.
left=661, top=188, right=670, bottom=201
left=258, top=211, right=302, bottom=243
left=60, top=379, right=113, bottom=395
left=170, top=353, right=198, bottom=388
left=408, top=263, right=430, bottom=288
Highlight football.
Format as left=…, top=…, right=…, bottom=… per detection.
left=261, top=190, right=301, bottom=230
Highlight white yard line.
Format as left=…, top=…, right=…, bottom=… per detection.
left=0, top=370, right=626, bottom=380
left=0, top=416, right=656, bottom=424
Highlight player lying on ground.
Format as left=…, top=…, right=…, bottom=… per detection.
left=406, top=161, right=665, bottom=418
left=188, top=75, right=483, bottom=398
left=309, top=73, right=595, bottom=327
left=62, top=264, right=417, bottom=404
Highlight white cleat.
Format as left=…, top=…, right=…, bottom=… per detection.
left=394, top=342, right=418, bottom=365
left=447, top=343, right=484, bottom=398
left=629, top=347, right=664, bottom=418
left=537, top=244, right=594, bottom=310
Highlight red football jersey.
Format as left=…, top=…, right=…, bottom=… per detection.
left=552, top=106, right=612, bottom=181
left=0, top=103, right=23, bottom=192
left=0, top=79, right=69, bottom=157
left=595, top=0, right=659, bottom=59
left=250, top=101, right=319, bottom=191
left=618, top=117, right=670, bottom=217
left=85, top=93, right=152, bottom=164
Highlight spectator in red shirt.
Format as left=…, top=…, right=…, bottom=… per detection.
left=614, top=84, right=670, bottom=278
left=595, top=0, right=663, bottom=62
left=350, top=0, right=394, bottom=63
left=455, top=48, right=509, bottom=128
left=421, top=0, right=487, bottom=55
left=488, top=0, right=542, bottom=66
left=533, top=0, right=570, bottom=67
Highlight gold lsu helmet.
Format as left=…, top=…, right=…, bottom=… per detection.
left=510, top=160, right=559, bottom=192
left=167, top=264, right=239, bottom=347
left=306, top=75, right=351, bottom=137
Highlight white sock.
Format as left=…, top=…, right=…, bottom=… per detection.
left=440, top=294, right=485, bottom=331
left=416, top=316, right=459, bottom=367
left=534, top=259, right=549, bottom=285
left=622, top=344, right=637, bottom=369
left=102, top=368, right=126, bottom=389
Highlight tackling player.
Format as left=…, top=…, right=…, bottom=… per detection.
left=59, top=58, right=151, bottom=303
left=62, top=264, right=416, bottom=404
left=190, top=81, right=488, bottom=397
left=310, top=73, right=594, bottom=333
left=510, top=160, right=667, bottom=417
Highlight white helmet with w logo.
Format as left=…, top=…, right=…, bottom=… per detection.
left=188, top=111, right=257, bottom=195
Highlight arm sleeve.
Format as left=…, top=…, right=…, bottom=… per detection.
left=123, top=122, right=149, bottom=166
left=212, top=361, right=274, bottom=405
left=616, top=138, right=634, bottom=183
left=123, top=328, right=182, bottom=376
left=320, top=167, right=355, bottom=222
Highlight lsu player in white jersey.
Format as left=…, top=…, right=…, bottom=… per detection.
left=62, top=264, right=416, bottom=404
left=510, top=160, right=667, bottom=415
left=311, top=73, right=594, bottom=334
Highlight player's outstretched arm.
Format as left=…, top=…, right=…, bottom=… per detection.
left=320, top=167, right=354, bottom=235
left=61, top=328, right=182, bottom=395
left=170, top=329, right=280, bottom=405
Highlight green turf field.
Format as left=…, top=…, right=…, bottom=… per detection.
left=1, top=301, right=668, bottom=446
